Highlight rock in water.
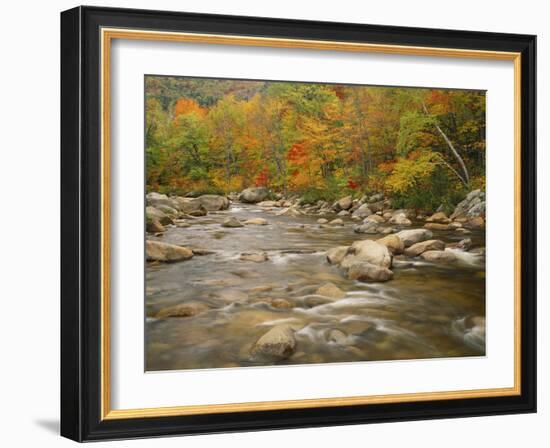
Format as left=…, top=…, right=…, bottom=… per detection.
left=365, top=214, right=385, bottom=224
left=239, top=187, right=270, bottom=203
left=146, top=218, right=165, bottom=233
left=156, top=302, right=210, bottom=318
left=251, top=325, right=296, bottom=360
left=348, top=262, right=394, bottom=282
left=275, top=207, right=302, bottom=217
left=340, top=240, right=393, bottom=269
left=389, top=213, right=412, bottom=226
left=146, top=206, right=174, bottom=226
left=464, top=216, right=485, bottom=229
left=333, top=195, right=353, bottom=211
left=426, top=211, right=450, bottom=223
left=326, top=329, right=350, bottom=345
left=221, top=217, right=244, bottom=228
left=456, top=238, right=473, bottom=250
left=196, top=194, right=229, bottom=211
left=451, top=189, right=486, bottom=219
left=156, top=204, right=179, bottom=217
left=353, top=222, right=379, bottom=234
left=146, top=240, right=194, bottom=262
left=271, top=299, right=293, bottom=309
left=326, top=246, right=349, bottom=265
left=146, top=192, right=179, bottom=210
left=424, top=223, right=450, bottom=230
left=239, top=251, right=268, bottom=262
left=317, top=218, right=329, bottom=224
left=244, top=218, right=268, bottom=225
left=376, top=234, right=404, bottom=255
left=420, top=250, right=458, bottom=262
left=173, top=197, right=208, bottom=215
left=329, top=218, right=344, bottom=226
left=404, top=239, right=445, bottom=257
left=315, top=282, right=346, bottom=299
left=352, top=203, right=373, bottom=219
left=257, top=200, right=278, bottom=207
left=395, top=229, right=434, bottom=247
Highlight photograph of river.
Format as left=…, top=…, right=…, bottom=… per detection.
left=144, top=76, right=486, bottom=371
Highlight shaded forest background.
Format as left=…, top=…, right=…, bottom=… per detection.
left=145, top=76, right=486, bottom=212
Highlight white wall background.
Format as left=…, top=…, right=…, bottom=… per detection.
left=0, top=0, right=546, bottom=446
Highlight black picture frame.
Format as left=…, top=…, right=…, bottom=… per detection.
left=61, top=5, right=536, bottom=442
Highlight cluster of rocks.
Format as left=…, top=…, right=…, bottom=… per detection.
left=325, top=228, right=475, bottom=283
left=146, top=192, right=230, bottom=233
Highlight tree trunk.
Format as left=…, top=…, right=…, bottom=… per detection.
left=422, top=103, right=470, bottom=186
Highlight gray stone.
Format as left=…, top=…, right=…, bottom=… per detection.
left=239, top=187, right=270, bottom=203
left=251, top=325, right=296, bottom=360
left=348, top=262, right=394, bottom=282
left=404, top=239, right=445, bottom=257
left=395, top=229, right=434, bottom=247
left=146, top=240, right=194, bottom=263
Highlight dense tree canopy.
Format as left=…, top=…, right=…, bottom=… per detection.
left=145, top=76, right=485, bottom=211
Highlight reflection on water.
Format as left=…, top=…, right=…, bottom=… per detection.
left=145, top=204, right=485, bottom=371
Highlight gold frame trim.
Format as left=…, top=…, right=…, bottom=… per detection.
left=100, top=28, right=522, bottom=421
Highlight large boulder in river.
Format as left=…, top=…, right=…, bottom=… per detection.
left=340, top=240, right=392, bottom=270
left=395, top=229, right=433, bottom=247
left=451, top=189, right=486, bottom=219
left=156, top=204, right=179, bottom=217
left=376, top=234, right=404, bottom=255
left=146, top=192, right=179, bottom=210
left=404, top=239, right=445, bottom=257
left=173, top=197, right=207, bottom=216
left=348, top=262, right=394, bottom=282
left=196, top=194, right=229, bottom=211
left=146, top=240, right=193, bottom=262
left=239, top=187, right=270, bottom=203
left=333, top=195, right=353, bottom=211
left=146, top=206, right=173, bottom=225
left=251, top=325, right=296, bottom=360
left=326, top=246, right=349, bottom=265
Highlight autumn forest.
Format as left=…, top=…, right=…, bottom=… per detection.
left=145, top=76, right=485, bottom=213
left=145, top=76, right=487, bottom=370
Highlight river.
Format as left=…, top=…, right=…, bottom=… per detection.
left=145, top=203, right=486, bottom=371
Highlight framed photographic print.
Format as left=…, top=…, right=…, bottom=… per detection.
left=60, top=6, right=537, bottom=442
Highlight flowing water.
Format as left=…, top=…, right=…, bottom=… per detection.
left=145, top=203, right=486, bottom=371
